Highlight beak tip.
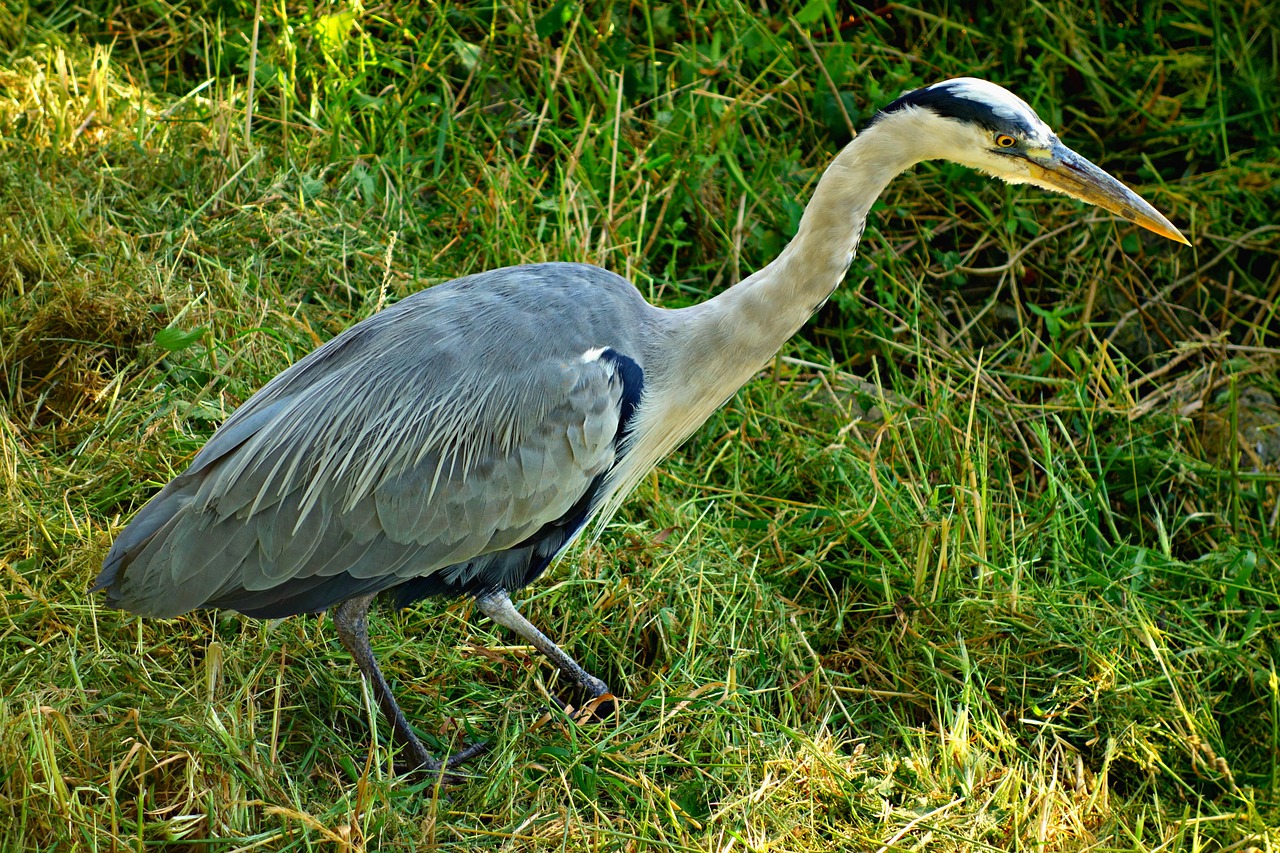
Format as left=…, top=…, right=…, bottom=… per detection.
left=1143, top=219, right=1190, bottom=246
left=1033, top=148, right=1190, bottom=250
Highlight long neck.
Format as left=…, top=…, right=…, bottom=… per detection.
left=595, top=112, right=937, bottom=530
left=666, top=114, right=933, bottom=398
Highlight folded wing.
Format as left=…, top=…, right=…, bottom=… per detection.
left=95, top=275, right=642, bottom=618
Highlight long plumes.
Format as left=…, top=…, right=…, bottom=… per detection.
left=206, top=332, right=562, bottom=539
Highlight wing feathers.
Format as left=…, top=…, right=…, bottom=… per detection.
left=96, top=266, right=653, bottom=618
left=101, top=348, right=633, bottom=616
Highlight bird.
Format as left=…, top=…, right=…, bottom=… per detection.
left=94, top=78, right=1188, bottom=778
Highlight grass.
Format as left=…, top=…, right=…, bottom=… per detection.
left=2, top=0, right=1279, bottom=849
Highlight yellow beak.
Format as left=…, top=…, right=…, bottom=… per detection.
left=1028, top=142, right=1190, bottom=246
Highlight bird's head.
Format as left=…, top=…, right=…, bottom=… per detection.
left=871, top=78, right=1189, bottom=245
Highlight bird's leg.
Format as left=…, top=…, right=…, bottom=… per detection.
left=332, top=594, right=488, bottom=777
left=474, top=589, right=615, bottom=718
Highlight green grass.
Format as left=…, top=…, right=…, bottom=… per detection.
left=2, top=0, right=1279, bottom=849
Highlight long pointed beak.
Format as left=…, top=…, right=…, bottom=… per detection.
left=1028, top=142, right=1190, bottom=245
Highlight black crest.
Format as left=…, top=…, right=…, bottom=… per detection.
left=870, top=80, right=1038, bottom=136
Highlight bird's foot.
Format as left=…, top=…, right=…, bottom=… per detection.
left=392, top=735, right=490, bottom=784
left=551, top=673, right=618, bottom=723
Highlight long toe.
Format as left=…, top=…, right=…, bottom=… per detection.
left=443, top=740, right=491, bottom=769
left=393, top=738, right=490, bottom=783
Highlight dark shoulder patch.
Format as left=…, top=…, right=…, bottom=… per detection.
left=597, top=348, right=644, bottom=444
left=390, top=346, right=646, bottom=606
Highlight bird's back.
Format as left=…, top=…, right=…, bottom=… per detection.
left=95, top=263, right=656, bottom=618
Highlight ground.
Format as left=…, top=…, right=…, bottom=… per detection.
left=1, top=1, right=1278, bottom=850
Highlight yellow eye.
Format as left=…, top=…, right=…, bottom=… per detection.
left=996, top=134, right=1017, bottom=148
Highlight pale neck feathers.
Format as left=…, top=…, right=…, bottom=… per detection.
left=591, top=109, right=947, bottom=533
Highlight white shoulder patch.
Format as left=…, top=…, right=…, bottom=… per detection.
left=580, top=346, right=609, bottom=363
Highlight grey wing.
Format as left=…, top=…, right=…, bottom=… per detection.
left=96, top=286, right=638, bottom=618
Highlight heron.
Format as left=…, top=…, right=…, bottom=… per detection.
left=94, top=78, right=1187, bottom=777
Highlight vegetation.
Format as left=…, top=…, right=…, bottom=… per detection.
left=2, top=0, right=1278, bottom=849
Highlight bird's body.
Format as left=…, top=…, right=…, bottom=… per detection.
left=100, top=264, right=652, bottom=617
left=95, top=78, right=1187, bottom=776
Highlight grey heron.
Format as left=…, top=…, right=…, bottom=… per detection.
left=94, top=78, right=1188, bottom=777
